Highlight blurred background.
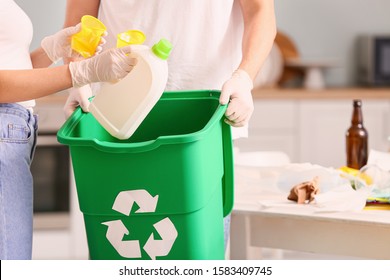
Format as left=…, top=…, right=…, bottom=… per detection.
left=16, top=0, right=390, bottom=87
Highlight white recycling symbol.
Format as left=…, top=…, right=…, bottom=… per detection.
left=102, top=189, right=178, bottom=260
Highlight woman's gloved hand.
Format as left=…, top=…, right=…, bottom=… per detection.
left=220, top=69, right=254, bottom=127
left=69, top=46, right=137, bottom=88
left=41, top=24, right=81, bottom=63
left=63, top=85, right=93, bottom=118
left=41, top=24, right=106, bottom=63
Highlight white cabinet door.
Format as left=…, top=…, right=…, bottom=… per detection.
left=234, top=96, right=390, bottom=168
left=299, top=100, right=390, bottom=168
left=234, top=100, right=299, bottom=162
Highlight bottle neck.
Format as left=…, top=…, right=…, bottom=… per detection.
left=351, top=100, right=363, bottom=125
left=351, top=107, right=363, bottom=125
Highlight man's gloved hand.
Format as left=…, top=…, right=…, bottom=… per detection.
left=220, top=69, right=254, bottom=127
left=69, top=46, right=137, bottom=88
left=41, top=24, right=106, bottom=63
left=64, top=85, right=93, bottom=118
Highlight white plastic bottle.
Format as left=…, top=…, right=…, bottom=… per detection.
left=89, top=39, right=173, bottom=139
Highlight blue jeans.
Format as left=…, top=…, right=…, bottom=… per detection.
left=0, top=103, right=37, bottom=260
left=224, top=214, right=231, bottom=251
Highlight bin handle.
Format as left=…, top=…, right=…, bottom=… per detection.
left=221, top=118, right=234, bottom=217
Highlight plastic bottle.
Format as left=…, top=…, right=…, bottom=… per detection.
left=89, top=39, right=173, bottom=140
left=346, top=99, right=368, bottom=169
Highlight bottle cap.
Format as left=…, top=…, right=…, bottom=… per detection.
left=353, top=99, right=362, bottom=107
left=117, top=30, right=146, bottom=47
left=152, top=39, right=173, bottom=60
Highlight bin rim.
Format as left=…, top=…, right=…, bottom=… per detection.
left=57, top=90, right=226, bottom=153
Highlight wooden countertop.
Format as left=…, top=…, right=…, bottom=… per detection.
left=36, top=87, right=390, bottom=106
left=253, top=87, right=390, bottom=99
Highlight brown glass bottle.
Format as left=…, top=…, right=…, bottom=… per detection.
left=346, top=99, right=368, bottom=169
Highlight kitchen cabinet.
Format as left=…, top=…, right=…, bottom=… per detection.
left=298, top=100, right=390, bottom=168
left=32, top=94, right=89, bottom=260
left=234, top=88, right=390, bottom=168
left=234, top=100, right=299, bottom=161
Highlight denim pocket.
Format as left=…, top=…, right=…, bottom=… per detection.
left=0, top=114, right=31, bottom=143
left=9, top=123, right=30, bottom=139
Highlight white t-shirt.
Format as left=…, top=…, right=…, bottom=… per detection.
left=0, top=0, right=35, bottom=109
left=99, top=0, right=243, bottom=90
left=98, top=0, right=248, bottom=137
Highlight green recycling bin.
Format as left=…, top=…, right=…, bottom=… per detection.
left=57, top=90, right=234, bottom=260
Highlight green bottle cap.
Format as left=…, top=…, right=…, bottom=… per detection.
left=152, top=39, right=172, bottom=60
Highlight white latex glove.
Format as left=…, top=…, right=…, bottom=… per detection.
left=64, top=85, right=93, bottom=118
left=41, top=24, right=81, bottom=63
left=220, top=69, right=254, bottom=127
left=69, top=46, right=137, bottom=88
left=41, top=24, right=107, bottom=63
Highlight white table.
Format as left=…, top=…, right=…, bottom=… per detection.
left=230, top=191, right=390, bottom=259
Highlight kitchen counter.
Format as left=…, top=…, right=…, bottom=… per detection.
left=253, top=87, right=390, bottom=100
left=36, top=87, right=390, bottom=105
left=234, top=87, right=390, bottom=167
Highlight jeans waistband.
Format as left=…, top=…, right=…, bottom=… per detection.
left=0, top=103, right=33, bottom=122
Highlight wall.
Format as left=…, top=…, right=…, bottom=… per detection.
left=275, top=0, right=390, bottom=86
left=16, top=0, right=390, bottom=87
left=15, top=0, right=66, bottom=49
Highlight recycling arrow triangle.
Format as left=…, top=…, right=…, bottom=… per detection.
left=113, top=189, right=159, bottom=216
left=102, top=189, right=178, bottom=259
